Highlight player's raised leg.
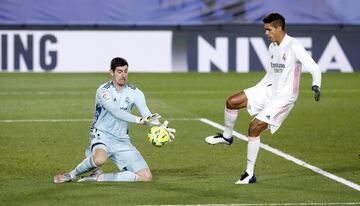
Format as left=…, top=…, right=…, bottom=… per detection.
left=205, top=91, right=247, bottom=145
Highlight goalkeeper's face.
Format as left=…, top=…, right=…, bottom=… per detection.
left=111, top=66, right=128, bottom=88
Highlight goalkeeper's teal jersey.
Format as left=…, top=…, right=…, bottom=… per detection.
left=90, top=81, right=152, bottom=138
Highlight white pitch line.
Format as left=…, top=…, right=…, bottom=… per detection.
left=199, top=118, right=360, bottom=192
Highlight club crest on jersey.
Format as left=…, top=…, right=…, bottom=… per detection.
left=282, top=53, right=286, bottom=61
left=125, top=97, right=130, bottom=103
left=102, top=91, right=111, bottom=102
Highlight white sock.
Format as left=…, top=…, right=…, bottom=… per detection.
left=245, top=136, right=260, bottom=177
left=69, top=156, right=96, bottom=178
left=97, top=171, right=137, bottom=182
left=223, top=108, right=239, bottom=139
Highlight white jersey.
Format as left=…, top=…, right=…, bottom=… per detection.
left=257, top=34, right=321, bottom=102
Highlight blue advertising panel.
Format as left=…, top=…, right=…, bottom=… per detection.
left=173, top=25, right=360, bottom=72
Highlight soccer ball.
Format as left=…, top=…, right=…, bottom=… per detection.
left=148, top=126, right=170, bottom=147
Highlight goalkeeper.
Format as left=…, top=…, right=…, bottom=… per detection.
left=54, top=57, right=175, bottom=183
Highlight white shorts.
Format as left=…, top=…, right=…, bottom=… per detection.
left=244, top=85, right=294, bottom=134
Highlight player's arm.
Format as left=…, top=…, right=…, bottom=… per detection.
left=97, top=88, right=145, bottom=124
left=134, top=89, right=175, bottom=138
left=294, top=44, right=321, bottom=101
left=133, top=89, right=161, bottom=126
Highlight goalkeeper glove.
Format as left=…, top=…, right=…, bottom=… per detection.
left=136, top=113, right=161, bottom=125
left=159, top=120, right=176, bottom=141
left=311, top=85, right=321, bottom=102
left=147, top=113, right=161, bottom=126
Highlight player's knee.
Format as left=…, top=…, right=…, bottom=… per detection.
left=92, top=154, right=107, bottom=167
left=142, top=172, right=153, bottom=182
left=248, top=119, right=267, bottom=136
left=226, top=96, right=237, bottom=109
left=226, top=93, right=247, bottom=109
left=136, top=170, right=153, bottom=182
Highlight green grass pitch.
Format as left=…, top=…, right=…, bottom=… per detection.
left=0, top=72, right=359, bottom=205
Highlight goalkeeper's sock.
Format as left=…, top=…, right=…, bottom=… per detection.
left=223, top=108, right=239, bottom=139
left=69, top=156, right=96, bottom=178
left=97, top=171, right=137, bottom=182
left=245, top=136, right=260, bottom=177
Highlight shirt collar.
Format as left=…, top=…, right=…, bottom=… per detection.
left=272, top=33, right=289, bottom=48
left=278, top=33, right=289, bottom=48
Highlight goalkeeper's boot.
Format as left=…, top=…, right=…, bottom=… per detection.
left=77, top=168, right=103, bottom=182
left=235, top=172, right=256, bottom=184
left=205, top=133, right=233, bottom=145
left=54, top=173, right=75, bottom=184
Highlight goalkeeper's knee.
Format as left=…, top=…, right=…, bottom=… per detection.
left=92, top=147, right=108, bottom=167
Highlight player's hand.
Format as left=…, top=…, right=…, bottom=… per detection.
left=136, top=117, right=148, bottom=125
left=136, top=113, right=161, bottom=125
left=147, top=113, right=161, bottom=126
left=159, top=120, right=176, bottom=141
left=311, top=85, right=321, bottom=102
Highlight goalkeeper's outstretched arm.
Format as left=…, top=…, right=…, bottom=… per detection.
left=134, top=89, right=161, bottom=126
left=97, top=89, right=142, bottom=124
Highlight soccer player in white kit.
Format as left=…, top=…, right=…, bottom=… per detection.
left=205, top=13, right=321, bottom=184
left=54, top=57, right=175, bottom=183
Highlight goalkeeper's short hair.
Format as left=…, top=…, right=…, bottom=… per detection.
left=110, top=57, right=128, bottom=71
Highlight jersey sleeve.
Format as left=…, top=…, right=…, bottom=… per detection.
left=293, top=43, right=322, bottom=87
left=96, top=88, right=139, bottom=123
left=133, top=89, right=152, bottom=119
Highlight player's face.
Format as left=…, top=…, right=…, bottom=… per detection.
left=264, top=23, right=281, bottom=43
left=110, top=65, right=128, bottom=88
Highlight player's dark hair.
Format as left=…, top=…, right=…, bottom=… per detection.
left=263, top=13, right=285, bottom=31
left=110, top=57, right=128, bottom=71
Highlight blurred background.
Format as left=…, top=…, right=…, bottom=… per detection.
left=0, top=0, right=359, bottom=73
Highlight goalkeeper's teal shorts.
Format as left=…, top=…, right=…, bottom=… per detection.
left=85, top=128, right=149, bottom=172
